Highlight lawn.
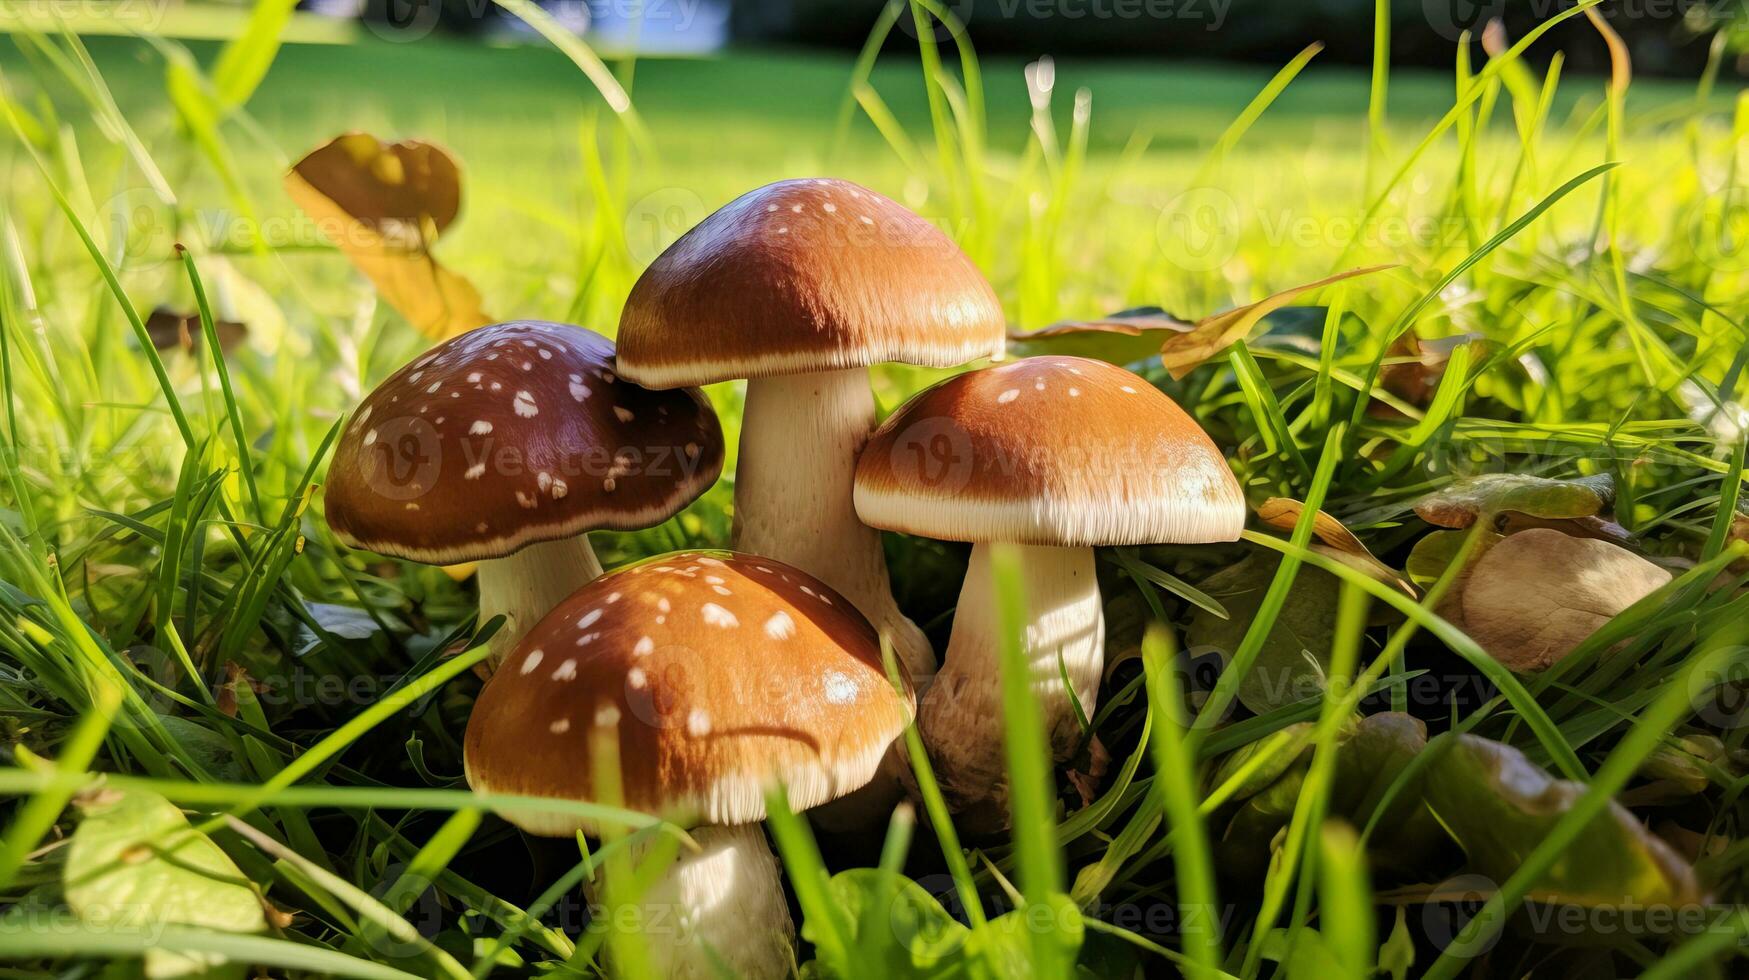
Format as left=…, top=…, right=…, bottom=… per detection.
left=0, top=2, right=1747, bottom=978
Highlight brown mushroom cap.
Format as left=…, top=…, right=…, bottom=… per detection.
left=855, top=356, right=1245, bottom=547
left=615, top=178, right=1005, bottom=389
left=463, top=551, right=913, bottom=834
left=325, top=321, right=724, bottom=564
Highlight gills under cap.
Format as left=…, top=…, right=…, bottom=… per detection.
left=615, top=178, right=1005, bottom=389
left=855, top=356, right=1246, bottom=547
left=463, top=551, right=914, bottom=835
left=325, top=321, right=724, bottom=564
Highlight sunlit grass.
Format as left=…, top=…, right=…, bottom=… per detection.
left=0, top=0, right=1746, bottom=975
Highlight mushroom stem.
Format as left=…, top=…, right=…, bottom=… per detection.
left=593, top=823, right=795, bottom=980
left=734, top=368, right=934, bottom=684
left=476, top=535, right=604, bottom=666
left=917, top=541, right=1103, bottom=831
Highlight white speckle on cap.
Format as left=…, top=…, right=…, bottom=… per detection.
left=704, top=575, right=725, bottom=585
left=521, top=361, right=533, bottom=371
left=765, top=204, right=778, bottom=212
left=997, top=389, right=1019, bottom=404
left=516, top=491, right=537, bottom=508
left=538, top=349, right=552, bottom=360
left=513, top=391, right=538, bottom=417
left=551, top=479, right=568, bottom=499
left=657, top=597, right=671, bottom=613
left=491, top=382, right=503, bottom=392
left=790, top=203, right=803, bottom=213
left=404, top=502, right=420, bottom=511
left=470, top=420, right=493, bottom=435
left=575, top=632, right=598, bottom=646
left=549, top=718, right=571, bottom=734
left=765, top=611, right=795, bottom=640
left=426, top=381, right=442, bottom=393
left=570, top=381, right=590, bottom=401
left=613, top=406, right=635, bottom=423
left=606, top=591, right=621, bottom=604
left=603, top=477, right=617, bottom=492
left=1034, top=379, right=1046, bottom=391
left=1121, top=385, right=1137, bottom=394
left=823, top=670, right=858, bottom=704
left=633, top=636, right=654, bottom=657
left=465, top=463, right=487, bottom=480
left=1069, top=387, right=1081, bottom=397
left=467, top=372, right=482, bottom=383
left=776, top=226, right=789, bottom=234
left=552, top=659, right=578, bottom=681
left=822, top=202, right=837, bottom=213
left=521, top=650, right=544, bottom=674
left=537, top=471, right=553, bottom=492
left=701, top=603, right=738, bottom=628
left=577, top=608, right=603, bottom=629
left=409, top=371, right=424, bottom=383
left=352, top=405, right=372, bottom=430
left=363, top=429, right=379, bottom=446
left=697, top=557, right=726, bottom=567
left=712, top=585, right=732, bottom=596
left=627, top=667, right=647, bottom=689
left=687, top=709, right=711, bottom=736
left=595, top=704, right=621, bottom=726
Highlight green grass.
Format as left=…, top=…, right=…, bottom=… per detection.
left=0, top=0, right=1748, bottom=977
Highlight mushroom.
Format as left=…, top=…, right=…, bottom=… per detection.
left=1460, top=527, right=1672, bottom=672
left=463, top=551, right=913, bottom=979
left=615, top=178, right=1005, bottom=687
left=855, top=355, right=1245, bottom=828
left=326, top=321, right=724, bottom=665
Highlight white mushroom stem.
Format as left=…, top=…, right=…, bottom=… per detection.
left=734, top=368, right=934, bottom=685
left=917, top=542, right=1103, bottom=830
left=475, top=535, right=604, bottom=667
left=590, top=823, right=795, bottom=980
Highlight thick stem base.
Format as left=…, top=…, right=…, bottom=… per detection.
left=594, top=824, right=795, bottom=980
left=916, top=542, right=1104, bottom=833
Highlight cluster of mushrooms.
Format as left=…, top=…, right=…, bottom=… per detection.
left=325, top=178, right=1246, bottom=978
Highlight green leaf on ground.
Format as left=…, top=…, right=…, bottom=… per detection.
left=65, top=787, right=266, bottom=977
left=1422, top=734, right=1705, bottom=910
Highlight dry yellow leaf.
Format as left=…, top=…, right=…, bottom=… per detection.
left=1158, top=265, right=1396, bottom=379
left=285, top=132, right=491, bottom=340
left=1256, top=496, right=1415, bottom=597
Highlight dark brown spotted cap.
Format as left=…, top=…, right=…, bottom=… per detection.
left=325, top=321, right=724, bottom=564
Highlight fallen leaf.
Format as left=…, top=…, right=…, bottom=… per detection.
left=1158, top=265, right=1396, bottom=379
left=816, top=869, right=969, bottom=978
left=1065, top=735, right=1111, bottom=809
left=1422, top=734, right=1704, bottom=909
left=285, top=132, right=491, bottom=340
left=1369, top=330, right=1482, bottom=420
left=1460, top=528, right=1672, bottom=672
left=1007, top=306, right=1193, bottom=363
left=1256, top=497, right=1416, bottom=597
left=144, top=306, right=246, bottom=354
left=1187, top=552, right=1340, bottom=713
left=1413, top=473, right=1615, bottom=530
left=66, top=787, right=266, bottom=976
